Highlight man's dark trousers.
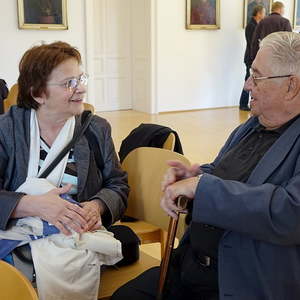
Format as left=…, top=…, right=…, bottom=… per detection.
left=239, top=65, right=250, bottom=109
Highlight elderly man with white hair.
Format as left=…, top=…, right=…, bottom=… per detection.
left=111, top=31, right=300, bottom=300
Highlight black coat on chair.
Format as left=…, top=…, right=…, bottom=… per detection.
left=118, top=123, right=183, bottom=163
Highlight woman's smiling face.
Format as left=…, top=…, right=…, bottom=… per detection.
left=37, top=58, right=87, bottom=119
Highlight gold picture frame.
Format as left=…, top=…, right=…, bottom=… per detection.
left=186, top=0, right=220, bottom=30
left=243, top=0, right=272, bottom=28
left=17, top=0, right=68, bottom=30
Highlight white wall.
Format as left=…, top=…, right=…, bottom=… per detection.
left=0, top=0, right=86, bottom=88
left=153, top=0, right=295, bottom=113
left=0, top=0, right=295, bottom=112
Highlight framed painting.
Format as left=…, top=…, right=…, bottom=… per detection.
left=186, top=0, right=220, bottom=30
left=294, top=0, right=300, bottom=29
left=244, top=0, right=272, bottom=28
left=17, top=0, right=68, bottom=30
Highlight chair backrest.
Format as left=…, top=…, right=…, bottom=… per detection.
left=121, top=147, right=191, bottom=238
left=0, top=260, right=38, bottom=300
left=162, top=132, right=176, bottom=151
left=83, top=102, right=95, bottom=113
left=4, top=84, right=18, bottom=112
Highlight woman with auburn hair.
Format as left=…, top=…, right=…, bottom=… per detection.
left=0, top=41, right=128, bottom=300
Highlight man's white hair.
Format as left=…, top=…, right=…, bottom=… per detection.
left=260, top=32, right=300, bottom=75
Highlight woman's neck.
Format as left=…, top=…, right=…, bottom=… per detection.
left=36, top=109, right=69, bottom=146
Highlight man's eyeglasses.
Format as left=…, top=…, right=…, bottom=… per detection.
left=48, top=73, right=88, bottom=91
left=249, top=69, right=291, bottom=86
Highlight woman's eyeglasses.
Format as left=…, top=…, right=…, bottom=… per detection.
left=48, top=73, right=88, bottom=91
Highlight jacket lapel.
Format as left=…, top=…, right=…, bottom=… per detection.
left=247, top=116, right=300, bottom=184
left=14, top=108, right=31, bottom=188
left=73, top=118, right=90, bottom=198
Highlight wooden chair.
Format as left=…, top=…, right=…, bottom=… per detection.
left=83, top=102, right=95, bottom=113
left=162, top=132, right=176, bottom=151
left=3, top=84, right=18, bottom=112
left=99, top=147, right=190, bottom=299
left=119, top=147, right=191, bottom=258
left=0, top=260, right=38, bottom=300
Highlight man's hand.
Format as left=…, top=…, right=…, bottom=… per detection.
left=161, top=160, right=202, bottom=192
left=161, top=176, right=199, bottom=219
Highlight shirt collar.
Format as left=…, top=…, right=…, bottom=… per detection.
left=256, top=114, right=300, bottom=134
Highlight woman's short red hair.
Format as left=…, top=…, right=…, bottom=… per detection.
left=17, top=41, right=81, bottom=110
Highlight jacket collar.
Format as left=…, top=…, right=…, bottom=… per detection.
left=270, top=12, right=281, bottom=16
left=247, top=115, right=300, bottom=184
left=73, top=115, right=90, bottom=198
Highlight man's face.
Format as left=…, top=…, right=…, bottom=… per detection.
left=257, top=8, right=266, bottom=21
left=244, top=47, right=289, bottom=127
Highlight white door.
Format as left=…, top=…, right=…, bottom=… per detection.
left=85, top=0, right=132, bottom=111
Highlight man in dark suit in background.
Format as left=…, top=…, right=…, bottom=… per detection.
left=240, top=5, right=266, bottom=111
left=247, top=0, right=267, bottom=24
left=251, top=1, right=292, bottom=63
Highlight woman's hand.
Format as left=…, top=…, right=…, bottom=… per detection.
left=161, top=160, right=201, bottom=192
left=80, top=200, right=103, bottom=231
left=15, top=184, right=89, bottom=236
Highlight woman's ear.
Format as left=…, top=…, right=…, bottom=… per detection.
left=30, top=87, right=45, bottom=105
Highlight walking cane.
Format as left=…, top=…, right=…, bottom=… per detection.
left=157, top=196, right=189, bottom=300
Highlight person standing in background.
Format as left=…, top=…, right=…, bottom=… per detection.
left=240, top=5, right=266, bottom=111
left=247, top=0, right=267, bottom=24
left=251, top=1, right=292, bottom=63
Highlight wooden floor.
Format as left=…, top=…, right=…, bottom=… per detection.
left=97, top=107, right=251, bottom=259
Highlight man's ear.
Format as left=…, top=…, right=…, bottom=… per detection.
left=285, top=76, right=300, bottom=101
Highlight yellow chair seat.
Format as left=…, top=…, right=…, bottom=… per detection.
left=0, top=260, right=38, bottom=300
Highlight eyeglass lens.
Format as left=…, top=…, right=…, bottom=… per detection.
left=67, top=74, right=88, bottom=89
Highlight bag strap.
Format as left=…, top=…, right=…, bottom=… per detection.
left=38, top=111, right=93, bottom=179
